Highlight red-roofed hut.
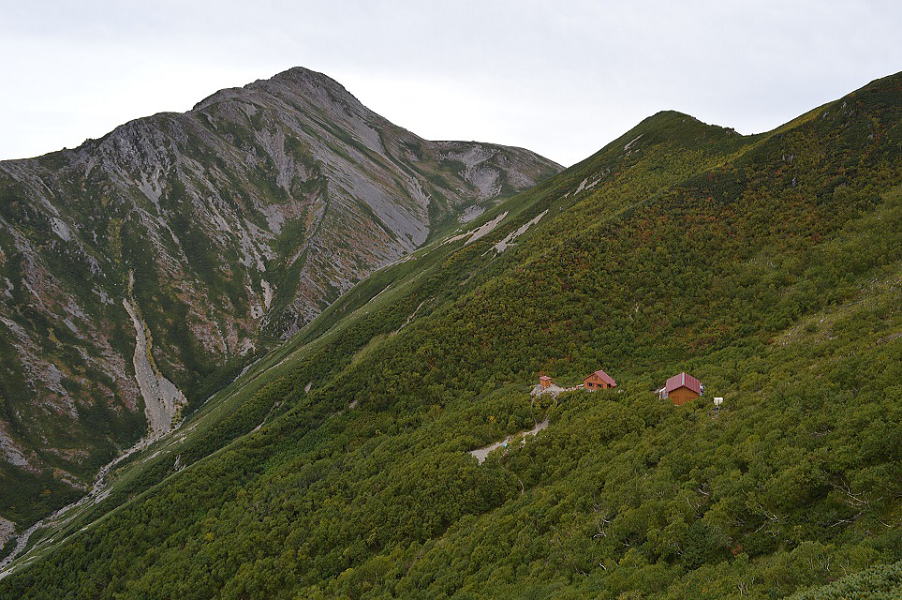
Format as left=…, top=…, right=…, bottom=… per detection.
left=660, top=372, right=703, bottom=405
left=584, top=369, right=617, bottom=390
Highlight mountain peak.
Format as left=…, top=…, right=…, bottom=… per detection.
left=257, top=66, right=358, bottom=101
left=0, top=66, right=560, bottom=531
left=266, top=66, right=345, bottom=89
left=191, top=66, right=363, bottom=114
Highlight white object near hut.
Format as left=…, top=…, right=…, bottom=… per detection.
left=713, top=397, right=724, bottom=407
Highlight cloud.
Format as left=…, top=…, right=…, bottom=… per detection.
left=1, top=0, right=900, bottom=165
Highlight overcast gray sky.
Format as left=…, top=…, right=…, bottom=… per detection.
left=2, top=1, right=900, bottom=166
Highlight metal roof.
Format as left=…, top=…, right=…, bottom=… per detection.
left=586, top=369, right=617, bottom=387
left=665, top=372, right=702, bottom=395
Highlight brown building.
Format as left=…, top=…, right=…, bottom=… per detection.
left=539, top=375, right=553, bottom=389
left=658, top=372, right=703, bottom=406
left=584, top=369, right=617, bottom=390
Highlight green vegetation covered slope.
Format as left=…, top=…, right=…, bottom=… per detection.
left=0, top=73, right=899, bottom=599
left=785, top=560, right=901, bottom=600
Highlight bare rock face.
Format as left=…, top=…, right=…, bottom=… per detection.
left=0, top=67, right=561, bottom=526
left=0, top=516, right=13, bottom=549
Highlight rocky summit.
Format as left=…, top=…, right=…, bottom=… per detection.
left=0, top=67, right=561, bottom=529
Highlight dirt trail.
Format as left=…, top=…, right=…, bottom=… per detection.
left=492, top=209, right=548, bottom=254
left=469, top=419, right=549, bottom=464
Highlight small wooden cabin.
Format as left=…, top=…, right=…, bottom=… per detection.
left=583, top=369, right=617, bottom=390
left=659, top=372, right=703, bottom=406
left=539, top=375, right=553, bottom=389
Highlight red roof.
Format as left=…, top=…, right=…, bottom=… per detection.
left=586, top=369, right=617, bottom=387
left=665, top=372, right=702, bottom=395
left=539, top=375, right=552, bottom=381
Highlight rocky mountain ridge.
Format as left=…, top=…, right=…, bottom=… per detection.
left=0, top=66, right=561, bottom=530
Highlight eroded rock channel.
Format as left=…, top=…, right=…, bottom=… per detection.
left=122, top=273, right=187, bottom=437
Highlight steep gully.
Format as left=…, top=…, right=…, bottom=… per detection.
left=122, top=271, right=187, bottom=437
left=0, top=275, right=188, bottom=577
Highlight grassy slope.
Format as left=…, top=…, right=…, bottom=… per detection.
left=0, top=74, right=899, bottom=599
